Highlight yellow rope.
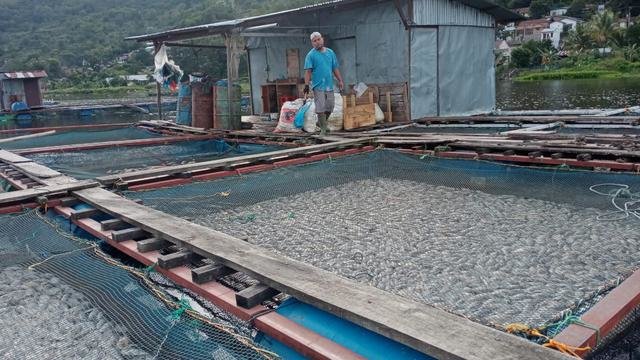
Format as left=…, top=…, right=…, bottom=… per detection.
left=504, top=323, right=591, bottom=358
left=543, top=339, right=591, bottom=358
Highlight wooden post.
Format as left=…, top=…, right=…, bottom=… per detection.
left=153, top=41, right=164, bottom=121
left=225, top=33, right=243, bottom=130
left=386, top=91, right=392, bottom=123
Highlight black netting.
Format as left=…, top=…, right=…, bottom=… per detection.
left=28, top=140, right=283, bottom=179
left=0, top=126, right=162, bottom=150
left=0, top=210, right=276, bottom=359
left=125, top=149, right=640, bottom=329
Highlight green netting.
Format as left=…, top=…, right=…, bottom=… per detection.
left=125, top=149, right=640, bottom=330
left=28, top=140, right=283, bottom=179
left=0, top=126, right=162, bottom=150
left=0, top=210, right=277, bottom=359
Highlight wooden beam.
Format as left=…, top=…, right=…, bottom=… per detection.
left=165, top=42, right=226, bottom=49
left=71, top=187, right=570, bottom=360
left=70, top=207, right=103, bottom=221
left=157, top=249, right=192, bottom=269
left=191, top=263, right=236, bottom=284
left=96, top=138, right=372, bottom=186
left=137, top=237, right=170, bottom=253
left=111, top=227, right=148, bottom=242
left=236, top=283, right=280, bottom=309
left=100, top=219, right=129, bottom=231
left=0, top=130, right=56, bottom=144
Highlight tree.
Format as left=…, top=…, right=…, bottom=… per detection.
left=530, top=0, right=551, bottom=18
left=566, top=0, right=587, bottom=18
left=588, top=10, right=617, bottom=49
left=511, top=47, right=533, bottom=67
left=564, top=23, right=595, bottom=52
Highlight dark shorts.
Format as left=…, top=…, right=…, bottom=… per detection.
left=313, top=90, right=335, bottom=113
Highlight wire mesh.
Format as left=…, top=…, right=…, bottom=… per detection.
left=28, top=140, right=283, bottom=179
left=0, top=210, right=276, bottom=360
left=126, top=149, right=640, bottom=329
left=0, top=126, right=162, bottom=150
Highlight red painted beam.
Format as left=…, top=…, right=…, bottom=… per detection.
left=554, top=269, right=640, bottom=357
left=53, top=205, right=364, bottom=360
left=0, top=199, right=61, bottom=214
left=400, top=149, right=640, bottom=172
left=0, top=172, right=29, bottom=190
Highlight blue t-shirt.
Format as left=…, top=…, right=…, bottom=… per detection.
left=304, top=48, right=339, bottom=92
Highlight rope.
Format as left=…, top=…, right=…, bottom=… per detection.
left=543, top=340, right=591, bottom=358
left=544, top=311, right=601, bottom=345
left=504, top=322, right=592, bottom=358
left=589, top=183, right=640, bottom=221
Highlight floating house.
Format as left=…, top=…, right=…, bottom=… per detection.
left=127, top=0, right=521, bottom=124
left=0, top=70, right=48, bottom=111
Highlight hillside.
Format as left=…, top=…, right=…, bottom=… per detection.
left=0, top=0, right=322, bottom=79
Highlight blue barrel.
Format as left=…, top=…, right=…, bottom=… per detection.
left=176, top=82, right=192, bottom=125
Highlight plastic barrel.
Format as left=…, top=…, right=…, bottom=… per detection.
left=191, top=82, right=213, bottom=129
left=176, top=82, right=192, bottom=126
left=213, top=79, right=241, bottom=130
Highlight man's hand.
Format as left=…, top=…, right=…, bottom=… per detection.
left=338, top=80, right=344, bottom=91
left=303, top=84, right=310, bottom=95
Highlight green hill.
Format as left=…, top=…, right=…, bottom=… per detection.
left=0, top=0, right=322, bottom=80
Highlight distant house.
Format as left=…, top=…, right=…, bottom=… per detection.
left=550, top=7, right=569, bottom=16
left=509, top=16, right=581, bottom=48
left=513, top=7, right=530, bottom=18
left=0, top=70, right=48, bottom=111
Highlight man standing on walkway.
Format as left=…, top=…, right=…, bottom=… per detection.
left=303, top=32, right=344, bottom=135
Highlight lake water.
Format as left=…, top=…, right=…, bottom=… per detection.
left=496, top=78, right=640, bottom=110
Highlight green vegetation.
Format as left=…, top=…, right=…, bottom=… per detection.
left=0, top=0, right=324, bottom=91
left=513, top=10, right=640, bottom=80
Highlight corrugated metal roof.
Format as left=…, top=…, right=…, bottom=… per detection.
left=127, top=0, right=521, bottom=42
left=0, top=71, right=48, bottom=80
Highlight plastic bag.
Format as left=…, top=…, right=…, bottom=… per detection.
left=327, top=93, right=343, bottom=131
left=303, top=101, right=318, bottom=133
left=274, top=99, right=304, bottom=133
left=374, top=103, right=385, bottom=123
left=294, top=101, right=311, bottom=128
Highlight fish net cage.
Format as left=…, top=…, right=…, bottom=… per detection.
left=0, top=126, right=162, bottom=150
left=28, top=140, right=284, bottom=179
left=0, top=209, right=277, bottom=359
left=124, top=149, right=640, bottom=336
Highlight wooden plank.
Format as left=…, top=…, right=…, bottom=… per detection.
left=0, top=150, right=31, bottom=163
left=72, top=187, right=570, bottom=360
left=12, top=162, right=62, bottom=178
left=500, top=122, right=564, bottom=135
left=0, top=180, right=98, bottom=205
left=96, top=138, right=372, bottom=185
left=0, top=130, right=56, bottom=144
left=157, top=249, right=192, bottom=269
left=286, top=48, right=300, bottom=79
left=191, top=263, right=236, bottom=284
left=137, top=237, right=170, bottom=253
left=236, top=283, right=280, bottom=309
left=14, top=134, right=218, bottom=155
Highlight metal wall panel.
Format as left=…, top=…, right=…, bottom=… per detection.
left=410, top=28, right=438, bottom=118
left=413, top=0, right=494, bottom=27
left=437, top=26, right=495, bottom=116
